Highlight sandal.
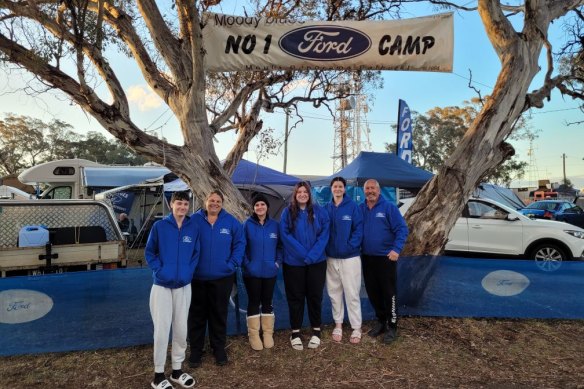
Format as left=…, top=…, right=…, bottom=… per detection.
left=170, top=373, right=196, bottom=388
left=290, top=335, right=303, bottom=350
left=151, top=379, right=174, bottom=389
left=307, top=335, right=321, bottom=349
left=350, top=329, right=362, bottom=344
left=332, top=327, right=343, bottom=342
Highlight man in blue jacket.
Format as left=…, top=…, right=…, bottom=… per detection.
left=360, top=179, right=408, bottom=345
left=145, top=191, right=199, bottom=389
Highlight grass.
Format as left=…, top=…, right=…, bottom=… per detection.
left=2, top=317, right=583, bottom=388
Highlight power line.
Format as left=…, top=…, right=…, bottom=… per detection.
left=452, top=72, right=494, bottom=89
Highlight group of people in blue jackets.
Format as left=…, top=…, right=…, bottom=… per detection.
left=144, top=177, right=408, bottom=389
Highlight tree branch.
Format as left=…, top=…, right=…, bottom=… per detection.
left=2, top=1, right=131, bottom=116
left=0, top=32, right=179, bottom=163
left=477, top=0, right=519, bottom=59
left=209, top=72, right=291, bottom=132
left=546, top=0, right=584, bottom=22
left=136, top=0, right=190, bottom=88
left=91, top=1, right=176, bottom=103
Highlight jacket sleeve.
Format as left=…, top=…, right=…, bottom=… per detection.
left=387, top=203, right=409, bottom=254
left=305, top=208, right=331, bottom=264
left=145, top=222, right=162, bottom=272
left=348, top=204, right=364, bottom=252
left=279, top=208, right=308, bottom=259
left=228, top=219, right=246, bottom=269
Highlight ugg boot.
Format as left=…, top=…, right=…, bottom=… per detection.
left=247, top=315, right=263, bottom=351
left=261, top=313, right=275, bottom=349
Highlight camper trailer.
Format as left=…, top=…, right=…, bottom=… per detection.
left=18, top=159, right=170, bottom=200
left=0, top=200, right=127, bottom=277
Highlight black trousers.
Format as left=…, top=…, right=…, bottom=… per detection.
left=187, top=274, right=234, bottom=359
left=283, top=261, right=327, bottom=330
left=243, top=276, right=277, bottom=316
left=362, top=255, right=398, bottom=328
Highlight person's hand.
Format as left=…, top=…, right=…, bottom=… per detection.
left=387, top=250, right=399, bottom=262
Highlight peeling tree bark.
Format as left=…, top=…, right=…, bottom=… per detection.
left=402, top=0, right=581, bottom=256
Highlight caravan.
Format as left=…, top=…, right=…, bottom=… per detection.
left=18, top=159, right=170, bottom=199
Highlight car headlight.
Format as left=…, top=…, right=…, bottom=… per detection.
left=565, top=230, right=584, bottom=239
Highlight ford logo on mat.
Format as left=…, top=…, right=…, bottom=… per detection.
left=279, top=26, right=371, bottom=61
left=481, top=270, right=530, bottom=297
left=0, top=289, right=54, bottom=324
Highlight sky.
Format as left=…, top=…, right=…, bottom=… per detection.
left=1, top=1, right=583, bottom=189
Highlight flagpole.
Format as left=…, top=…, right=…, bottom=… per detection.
left=396, top=99, right=402, bottom=156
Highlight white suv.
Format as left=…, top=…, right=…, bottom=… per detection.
left=399, top=197, right=584, bottom=267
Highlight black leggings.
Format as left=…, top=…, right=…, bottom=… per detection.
left=283, top=261, right=327, bottom=330
left=243, top=276, right=277, bottom=316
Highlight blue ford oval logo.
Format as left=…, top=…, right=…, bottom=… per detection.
left=279, top=26, right=371, bottom=61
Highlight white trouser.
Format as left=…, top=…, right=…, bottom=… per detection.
left=150, top=283, right=191, bottom=373
left=326, top=256, right=362, bottom=329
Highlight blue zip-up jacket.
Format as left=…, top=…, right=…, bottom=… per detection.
left=145, top=214, right=200, bottom=288
left=279, top=205, right=330, bottom=266
left=360, top=196, right=409, bottom=256
left=242, top=216, right=282, bottom=278
left=193, top=209, right=245, bottom=281
left=325, top=194, right=363, bottom=259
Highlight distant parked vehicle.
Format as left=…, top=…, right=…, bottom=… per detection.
left=518, top=200, right=584, bottom=229
left=398, top=197, right=584, bottom=268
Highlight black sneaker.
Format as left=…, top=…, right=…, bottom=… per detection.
left=383, top=327, right=397, bottom=344
left=368, top=321, right=388, bottom=337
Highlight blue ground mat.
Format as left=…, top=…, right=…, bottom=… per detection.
left=1, top=256, right=582, bottom=356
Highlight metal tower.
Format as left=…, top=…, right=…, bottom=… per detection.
left=526, top=136, right=539, bottom=187
left=332, top=74, right=372, bottom=172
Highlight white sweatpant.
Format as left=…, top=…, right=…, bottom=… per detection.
left=326, top=256, right=362, bottom=329
left=150, top=283, right=191, bottom=373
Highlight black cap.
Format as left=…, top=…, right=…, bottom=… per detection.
left=251, top=193, right=270, bottom=209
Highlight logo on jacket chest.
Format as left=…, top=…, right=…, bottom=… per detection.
left=375, top=212, right=386, bottom=218
left=269, top=233, right=278, bottom=239
left=341, top=215, right=352, bottom=221
left=220, top=228, right=231, bottom=235
left=182, top=236, right=193, bottom=243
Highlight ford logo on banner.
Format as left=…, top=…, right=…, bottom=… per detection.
left=279, top=26, right=371, bottom=61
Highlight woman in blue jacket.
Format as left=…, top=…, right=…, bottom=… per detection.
left=242, top=194, right=281, bottom=351
left=187, top=190, right=245, bottom=367
left=280, top=181, right=330, bottom=350
left=324, top=177, right=364, bottom=344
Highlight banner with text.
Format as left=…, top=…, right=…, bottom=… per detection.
left=202, top=13, right=453, bottom=72
left=396, top=99, right=413, bottom=163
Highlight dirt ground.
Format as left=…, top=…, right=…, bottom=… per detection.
left=2, top=317, right=583, bottom=388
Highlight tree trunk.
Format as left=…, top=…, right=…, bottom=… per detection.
left=402, top=20, right=543, bottom=256
left=164, top=94, right=250, bottom=220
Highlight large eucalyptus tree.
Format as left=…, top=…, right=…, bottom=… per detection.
left=0, top=0, right=582, bottom=255
left=0, top=0, right=393, bottom=219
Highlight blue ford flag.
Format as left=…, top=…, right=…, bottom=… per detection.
left=396, top=99, right=413, bottom=164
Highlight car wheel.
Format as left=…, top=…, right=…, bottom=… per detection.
left=529, top=244, right=567, bottom=272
